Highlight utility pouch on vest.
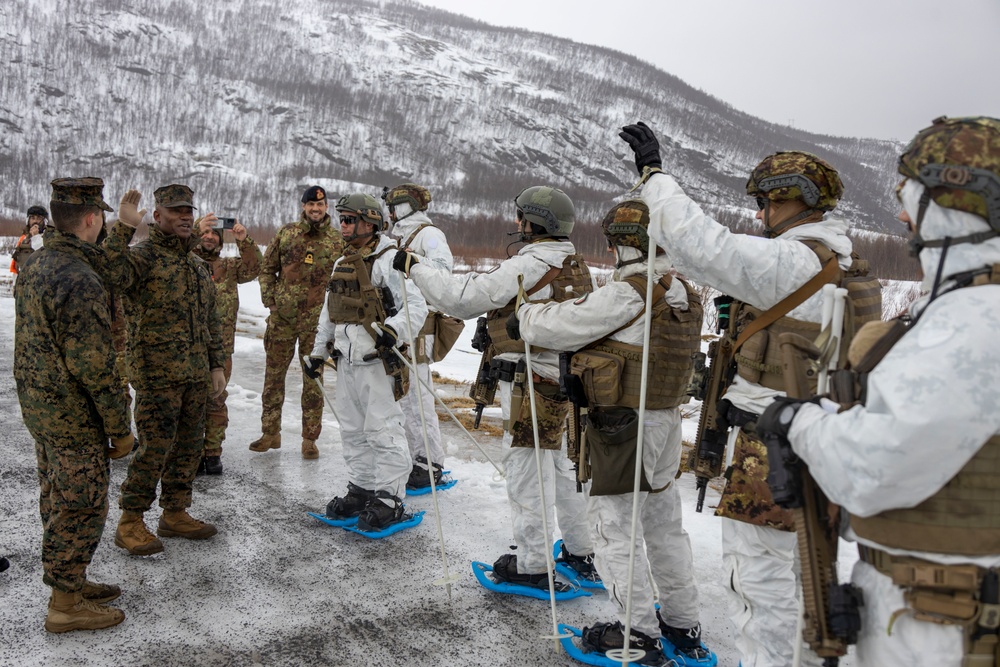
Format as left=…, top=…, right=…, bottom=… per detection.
left=734, top=330, right=770, bottom=385
left=431, top=313, right=465, bottom=362
left=569, top=350, right=624, bottom=407
left=586, top=408, right=652, bottom=496
left=510, top=381, right=569, bottom=451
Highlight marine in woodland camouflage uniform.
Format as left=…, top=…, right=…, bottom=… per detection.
left=103, top=184, right=227, bottom=555
left=251, top=185, right=344, bottom=459
left=192, top=217, right=262, bottom=469
left=14, top=177, right=130, bottom=631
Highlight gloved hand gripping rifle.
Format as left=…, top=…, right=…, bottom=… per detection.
left=469, top=316, right=497, bottom=428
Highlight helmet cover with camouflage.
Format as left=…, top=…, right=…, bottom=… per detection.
left=602, top=199, right=652, bottom=253
left=898, top=116, right=1000, bottom=233
left=514, top=185, right=575, bottom=237
left=746, top=151, right=844, bottom=211
left=335, top=193, right=385, bottom=231
left=384, top=183, right=431, bottom=221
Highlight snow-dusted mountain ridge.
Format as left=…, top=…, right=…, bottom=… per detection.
left=1, top=0, right=903, bottom=234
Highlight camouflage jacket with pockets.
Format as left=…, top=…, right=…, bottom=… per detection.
left=193, top=236, right=262, bottom=354
left=13, top=229, right=130, bottom=442
left=103, top=222, right=226, bottom=390
left=259, top=213, right=343, bottom=330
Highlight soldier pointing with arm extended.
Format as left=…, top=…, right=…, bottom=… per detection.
left=14, top=177, right=131, bottom=632
left=251, top=185, right=344, bottom=459
left=103, top=184, right=227, bottom=557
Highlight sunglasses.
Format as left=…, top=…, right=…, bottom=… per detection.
left=756, top=197, right=768, bottom=211
left=339, top=215, right=359, bottom=225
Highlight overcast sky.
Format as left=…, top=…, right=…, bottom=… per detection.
left=414, top=0, right=1000, bottom=141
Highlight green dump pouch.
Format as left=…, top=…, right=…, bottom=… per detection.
left=586, top=408, right=652, bottom=496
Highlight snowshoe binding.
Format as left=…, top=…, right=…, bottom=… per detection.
left=405, top=456, right=443, bottom=490
left=657, top=615, right=716, bottom=666
left=356, top=491, right=406, bottom=532
left=555, top=541, right=603, bottom=587
left=326, top=482, right=374, bottom=520
left=581, top=621, right=670, bottom=667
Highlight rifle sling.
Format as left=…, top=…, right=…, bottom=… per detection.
left=733, top=256, right=840, bottom=353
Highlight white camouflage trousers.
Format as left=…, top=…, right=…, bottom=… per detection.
left=335, top=361, right=411, bottom=498
left=400, top=358, right=445, bottom=466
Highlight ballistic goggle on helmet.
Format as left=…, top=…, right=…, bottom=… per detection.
left=746, top=151, right=844, bottom=212
left=602, top=200, right=651, bottom=253
left=514, top=185, right=575, bottom=237
left=335, top=193, right=386, bottom=231
left=898, top=115, right=1000, bottom=236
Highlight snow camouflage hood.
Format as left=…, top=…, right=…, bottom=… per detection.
left=746, top=151, right=844, bottom=211
left=900, top=179, right=1000, bottom=294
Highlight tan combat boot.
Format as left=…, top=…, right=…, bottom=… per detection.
left=157, top=509, right=218, bottom=540
left=44, top=589, right=125, bottom=633
left=81, top=580, right=121, bottom=604
left=115, top=511, right=164, bottom=556
left=301, top=438, right=319, bottom=460
left=249, top=433, right=281, bottom=452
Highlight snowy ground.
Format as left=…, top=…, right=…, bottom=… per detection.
left=0, top=275, right=871, bottom=667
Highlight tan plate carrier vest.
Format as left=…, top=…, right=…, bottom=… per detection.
left=571, top=275, right=703, bottom=410
left=326, top=245, right=395, bottom=326
left=486, top=252, right=593, bottom=354
left=728, top=241, right=882, bottom=392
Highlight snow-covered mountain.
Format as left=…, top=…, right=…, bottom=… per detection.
left=1, top=0, right=902, bottom=236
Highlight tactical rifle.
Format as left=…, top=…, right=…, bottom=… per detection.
left=769, top=333, right=861, bottom=665
left=559, top=351, right=587, bottom=491
left=469, top=316, right=497, bottom=428
left=690, top=336, right=735, bottom=513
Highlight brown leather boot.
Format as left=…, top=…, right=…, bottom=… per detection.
left=44, top=589, right=125, bottom=633
left=301, top=438, right=319, bottom=460
left=157, top=509, right=218, bottom=540
left=115, top=511, right=164, bottom=556
left=249, top=433, right=281, bottom=452
left=81, top=580, right=121, bottom=604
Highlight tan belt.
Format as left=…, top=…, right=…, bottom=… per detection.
left=858, top=544, right=983, bottom=593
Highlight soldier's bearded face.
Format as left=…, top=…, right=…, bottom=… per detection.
left=27, top=215, right=45, bottom=227
left=303, top=200, right=328, bottom=222
left=200, top=233, right=220, bottom=251
left=155, top=206, right=195, bottom=239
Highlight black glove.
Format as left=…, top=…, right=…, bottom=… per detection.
left=374, top=323, right=398, bottom=351
left=392, top=249, right=419, bottom=274
left=303, top=356, right=325, bottom=380
left=505, top=311, right=521, bottom=341
left=757, top=396, right=820, bottom=509
left=618, top=121, right=663, bottom=175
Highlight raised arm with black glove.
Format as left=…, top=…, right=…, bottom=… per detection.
left=392, top=249, right=419, bottom=276
left=618, top=121, right=663, bottom=174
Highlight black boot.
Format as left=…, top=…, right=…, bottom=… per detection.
left=406, top=456, right=443, bottom=490
left=195, top=457, right=207, bottom=476
left=490, top=554, right=569, bottom=591
left=203, top=456, right=223, bottom=475
left=581, top=621, right=668, bottom=667
left=326, top=483, right=374, bottom=519
left=556, top=543, right=601, bottom=584
left=657, top=613, right=710, bottom=660
left=356, top=491, right=405, bottom=531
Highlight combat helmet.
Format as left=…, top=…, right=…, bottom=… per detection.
left=602, top=200, right=651, bottom=253
left=514, top=186, right=575, bottom=239
left=746, top=151, right=843, bottom=237
left=336, top=193, right=385, bottom=231
left=897, top=116, right=1000, bottom=254
left=383, top=183, right=431, bottom=222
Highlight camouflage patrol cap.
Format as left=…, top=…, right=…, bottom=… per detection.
left=746, top=151, right=844, bottom=211
left=384, top=183, right=432, bottom=212
left=602, top=200, right=651, bottom=253
left=49, top=177, right=113, bottom=212
left=898, top=116, right=1000, bottom=230
left=154, top=184, right=197, bottom=209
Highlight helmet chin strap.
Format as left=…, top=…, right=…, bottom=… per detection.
left=764, top=204, right=822, bottom=238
